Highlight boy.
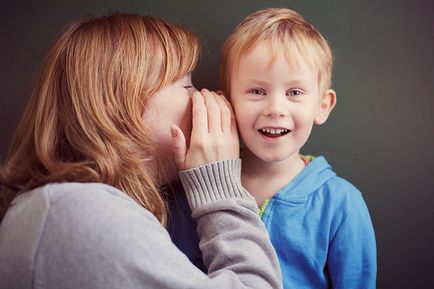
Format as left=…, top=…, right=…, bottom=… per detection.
left=219, top=8, right=376, bottom=288
left=169, top=7, right=376, bottom=289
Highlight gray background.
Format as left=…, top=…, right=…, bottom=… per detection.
left=1, top=0, right=433, bottom=288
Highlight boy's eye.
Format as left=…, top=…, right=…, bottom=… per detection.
left=248, top=88, right=266, bottom=95
left=287, top=89, right=303, bottom=96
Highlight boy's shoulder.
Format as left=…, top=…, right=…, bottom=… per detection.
left=322, top=173, right=362, bottom=198
left=275, top=156, right=363, bottom=209
left=298, top=155, right=363, bottom=202
left=303, top=157, right=369, bottom=231
left=304, top=157, right=366, bottom=220
left=314, top=156, right=361, bottom=192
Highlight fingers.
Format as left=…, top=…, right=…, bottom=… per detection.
left=227, top=99, right=238, bottom=137
left=202, top=89, right=221, bottom=133
left=182, top=89, right=239, bottom=169
left=191, top=91, right=207, bottom=139
left=214, top=92, right=232, bottom=134
left=201, top=89, right=234, bottom=134
left=170, top=125, right=187, bottom=170
left=216, top=92, right=239, bottom=157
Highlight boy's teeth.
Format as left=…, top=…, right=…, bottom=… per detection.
left=259, top=128, right=289, bottom=135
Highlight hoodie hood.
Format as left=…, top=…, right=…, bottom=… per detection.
left=273, top=156, right=336, bottom=201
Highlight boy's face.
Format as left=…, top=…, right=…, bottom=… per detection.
left=230, top=41, right=335, bottom=163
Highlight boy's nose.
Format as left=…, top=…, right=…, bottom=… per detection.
left=263, top=95, right=288, bottom=118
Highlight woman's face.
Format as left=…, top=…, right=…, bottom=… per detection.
left=144, top=74, right=197, bottom=182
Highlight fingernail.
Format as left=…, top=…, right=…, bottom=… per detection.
left=170, top=127, right=178, bottom=137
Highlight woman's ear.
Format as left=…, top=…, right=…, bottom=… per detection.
left=314, top=89, right=337, bottom=125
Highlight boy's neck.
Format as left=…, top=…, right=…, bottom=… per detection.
left=241, top=149, right=305, bottom=206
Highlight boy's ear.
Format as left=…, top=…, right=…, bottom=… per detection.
left=314, top=89, right=337, bottom=125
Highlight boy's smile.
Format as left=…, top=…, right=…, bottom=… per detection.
left=258, top=127, right=291, bottom=138
left=230, top=41, right=335, bottom=165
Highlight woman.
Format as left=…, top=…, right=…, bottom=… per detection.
left=0, top=13, right=282, bottom=289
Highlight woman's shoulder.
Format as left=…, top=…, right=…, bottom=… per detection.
left=39, top=182, right=135, bottom=202
left=43, top=182, right=158, bottom=223
left=40, top=182, right=142, bottom=207
left=0, top=183, right=177, bottom=288
left=10, top=182, right=150, bottom=218
left=4, top=182, right=162, bottom=243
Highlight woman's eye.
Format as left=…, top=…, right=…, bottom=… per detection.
left=183, top=85, right=194, bottom=90
left=248, top=88, right=265, bottom=95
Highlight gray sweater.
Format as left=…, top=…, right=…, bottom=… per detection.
left=0, top=159, right=282, bottom=289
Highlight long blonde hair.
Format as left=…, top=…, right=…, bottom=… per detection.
left=0, top=13, right=200, bottom=225
left=221, top=8, right=333, bottom=96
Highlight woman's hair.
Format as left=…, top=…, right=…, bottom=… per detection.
left=220, top=8, right=333, bottom=96
left=0, top=12, right=200, bottom=225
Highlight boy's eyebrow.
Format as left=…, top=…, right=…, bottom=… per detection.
left=239, top=78, right=313, bottom=87
left=285, top=79, right=313, bottom=87
left=239, top=78, right=269, bottom=85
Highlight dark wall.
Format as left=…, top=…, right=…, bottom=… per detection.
left=1, top=0, right=433, bottom=288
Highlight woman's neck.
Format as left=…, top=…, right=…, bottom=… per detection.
left=241, top=149, right=305, bottom=206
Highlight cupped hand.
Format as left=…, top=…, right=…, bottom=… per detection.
left=170, top=89, right=239, bottom=170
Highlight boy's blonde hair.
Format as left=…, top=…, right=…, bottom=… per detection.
left=221, top=8, right=333, bottom=96
left=0, top=13, right=200, bottom=225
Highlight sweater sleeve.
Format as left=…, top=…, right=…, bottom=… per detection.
left=32, top=159, right=282, bottom=289
left=179, top=159, right=282, bottom=289
left=327, top=194, right=377, bottom=289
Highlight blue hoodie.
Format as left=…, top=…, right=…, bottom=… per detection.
left=261, top=156, right=377, bottom=288
left=169, top=156, right=377, bottom=289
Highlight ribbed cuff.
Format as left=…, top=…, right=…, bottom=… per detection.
left=179, top=159, right=252, bottom=210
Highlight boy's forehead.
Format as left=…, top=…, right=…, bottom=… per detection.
left=235, top=41, right=318, bottom=73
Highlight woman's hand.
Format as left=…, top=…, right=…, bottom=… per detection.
left=170, top=89, right=239, bottom=170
